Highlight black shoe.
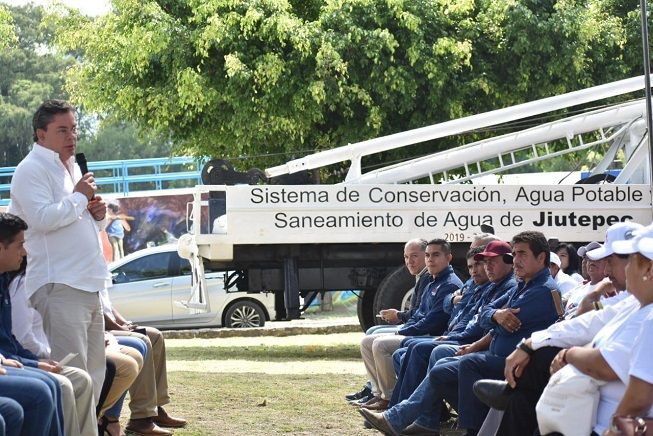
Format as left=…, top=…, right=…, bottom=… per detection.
left=349, top=392, right=375, bottom=406
left=439, top=401, right=451, bottom=422
left=401, top=422, right=440, bottom=435
left=472, top=380, right=513, bottom=411
left=346, top=384, right=372, bottom=402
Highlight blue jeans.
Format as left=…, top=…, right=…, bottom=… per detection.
left=429, top=344, right=461, bottom=367
left=0, top=369, right=58, bottom=436
left=105, top=336, right=149, bottom=418
left=0, top=396, right=23, bottom=436
left=390, top=340, right=460, bottom=406
left=457, top=351, right=506, bottom=432
left=384, top=354, right=462, bottom=432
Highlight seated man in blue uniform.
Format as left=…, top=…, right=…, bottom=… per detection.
left=360, top=231, right=560, bottom=436
left=358, top=239, right=463, bottom=411
left=389, top=245, right=491, bottom=406
left=389, top=241, right=516, bottom=408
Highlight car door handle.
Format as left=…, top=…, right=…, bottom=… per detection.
left=153, top=282, right=169, bottom=288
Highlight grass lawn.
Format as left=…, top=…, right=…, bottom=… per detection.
left=118, top=332, right=463, bottom=435
left=162, top=372, right=369, bottom=435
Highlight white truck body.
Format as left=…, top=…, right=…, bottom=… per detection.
left=178, top=76, right=653, bottom=328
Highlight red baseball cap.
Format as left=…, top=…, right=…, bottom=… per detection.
left=474, top=241, right=512, bottom=261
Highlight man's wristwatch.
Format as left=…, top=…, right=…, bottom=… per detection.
left=516, top=338, right=534, bottom=356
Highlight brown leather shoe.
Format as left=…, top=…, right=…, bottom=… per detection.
left=358, top=408, right=399, bottom=436
left=361, top=397, right=389, bottom=411
left=353, top=395, right=382, bottom=408
left=153, top=406, right=187, bottom=428
left=125, top=418, right=172, bottom=435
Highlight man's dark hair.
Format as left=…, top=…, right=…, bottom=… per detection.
left=427, top=238, right=451, bottom=255
left=0, top=213, right=28, bottom=246
left=512, top=231, right=550, bottom=265
left=32, top=99, right=75, bottom=142
left=467, top=245, right=485, bottom=259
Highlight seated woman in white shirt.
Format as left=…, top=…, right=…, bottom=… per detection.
left=603, top=231, right=653, bottom=435
left=563, top=250, right=607, bottom=318
left=548, top=222, right=653, bottom=435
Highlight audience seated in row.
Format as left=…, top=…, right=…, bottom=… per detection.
left=354, top=224, right=653, bottom=436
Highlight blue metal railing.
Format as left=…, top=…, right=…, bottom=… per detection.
left=0, top=156, right=206, bottom=206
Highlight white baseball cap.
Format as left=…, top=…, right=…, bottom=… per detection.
left=586, top=221, right=645, bottom=260
left=613, top=222, right=653, bottom=260
left=549, top=252, right=562, bottom=267
left=577, top=241, right=601, bottom=258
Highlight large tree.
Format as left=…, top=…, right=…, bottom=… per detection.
left=52, top=0, right=642, bottom=172
left=0, top=4, right=74, bottom=167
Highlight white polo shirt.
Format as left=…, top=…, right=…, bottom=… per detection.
left=9, top=143, right=110, bottom=296
left=593, top=302, right=653, bottom=434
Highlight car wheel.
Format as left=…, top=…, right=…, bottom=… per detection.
left=225, top=300, right=266, bottom=328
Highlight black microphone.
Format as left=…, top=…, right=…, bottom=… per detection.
left=75, top=152, right=95, bottom=200
left=76, top=152, right=89, bottom=175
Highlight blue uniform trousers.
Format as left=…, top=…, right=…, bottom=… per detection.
left=0, top=396, right=23, bottom=436
left=0, top=369, right=58, bottom=436
left=457, top=351, right=506, bottom=432
left=384, top=355, right=461, bottom=432
left=390, top=339, right=459, bottom=406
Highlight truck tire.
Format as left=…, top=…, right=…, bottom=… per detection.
left=372, top=266, right=416, bottom=325
left=357, top=289, right=376, bottom=332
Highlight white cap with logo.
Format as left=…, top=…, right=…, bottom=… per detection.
left=613, top=222, right=653, bottom=260
left=586, top=221, right=645, bottom=260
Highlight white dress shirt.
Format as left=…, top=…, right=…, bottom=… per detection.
left=529, top=295, right=649, bottom=434
left=98, top=287, right=117, bottom=321
left=530, top=294, right=640, bottom=350
left=9, top=144, right=110, bottom=296
left=9, top=275, right=51, bottom=359
left=554, top=270, right=581, bottom=298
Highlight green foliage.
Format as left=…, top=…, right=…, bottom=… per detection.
left=51, top=0, right=647, bottom=173
left=0, top=5, right=73, bottom=166
left=76, top=120, right=173, bottom=161
left=0, top=4, right=178, bottom=167
left=0, top=5, right=16, bottom=49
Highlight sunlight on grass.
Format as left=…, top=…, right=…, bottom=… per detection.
left=167, top=344, right=361, bottom=361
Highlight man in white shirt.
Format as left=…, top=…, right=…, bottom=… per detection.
left=9, top=99, right=108, bottom=400
left=483, top=221, right=644, bottom=435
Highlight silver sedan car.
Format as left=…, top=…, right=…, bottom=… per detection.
left=108, top=244, right=276, bottom=329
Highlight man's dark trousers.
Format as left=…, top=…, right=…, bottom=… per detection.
left=498, top=346, right=562, bottom=436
